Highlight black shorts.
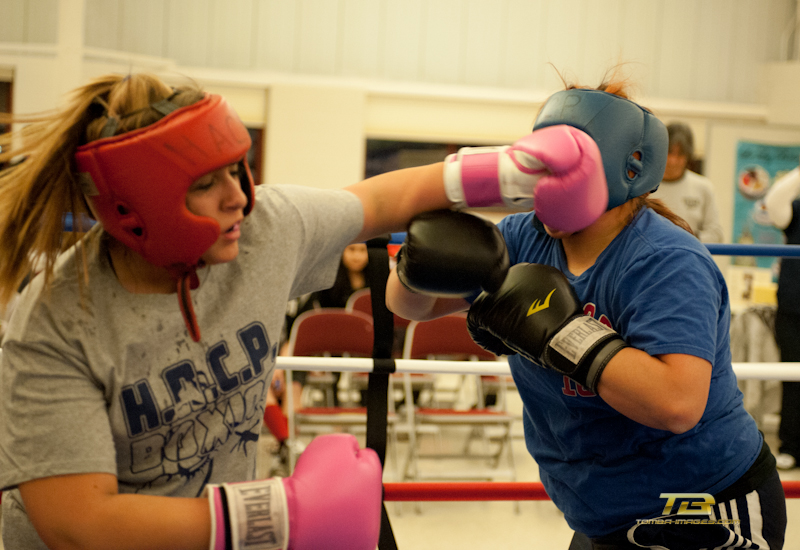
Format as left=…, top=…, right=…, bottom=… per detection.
left=569, top=442, right=787, bottom=549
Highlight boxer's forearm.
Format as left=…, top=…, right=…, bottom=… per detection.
left=596, top=349, right=711, bottom=434
left=385, top=269, right=469, bottom=322
left=19, top=437, right=382, bottom=550
left=20, top=473, right=210, bottom=550
left=345, top=163, right=451, bottom=243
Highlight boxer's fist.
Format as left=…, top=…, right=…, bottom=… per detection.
left=467, top=263, right=627, bottom=392
left=396, top=210, right=509, bottom=296
left=443, top=125, right=607, bottom=233
left=284, top=434, right=382, bottom=550
left=526, top=126, right=608, bottom=233
left=205, top=434, right=382, bottom=550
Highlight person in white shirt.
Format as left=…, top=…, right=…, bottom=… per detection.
left=651, top=122, right=724, bottom=243
left=763, top=166, right=800, bottom=470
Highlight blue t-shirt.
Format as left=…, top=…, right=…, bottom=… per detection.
left=497, top=209, right=761, bottom=537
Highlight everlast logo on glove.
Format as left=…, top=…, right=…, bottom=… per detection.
left=527, top=289, right=556, bottom=316
left=233, top=483, right=284, bottom=547
left=549, top=317, right=616, bottom=367
left=205, top=478, right=288, bottom=550
left=468, top=263, right=629, bottom=393
left=229, top=480, right=287, bottom=549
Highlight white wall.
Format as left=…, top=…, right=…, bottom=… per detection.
left=364, top=86, right=542, bottom=145
left=2, top=0, right=800, bottom=248
left=2, top=0, right=795, bottom=104
left=0, top=0, right=58, bottom=44
left=266, top=83, right=366, bottom=188
left=0, top=46, right=61, bottom=114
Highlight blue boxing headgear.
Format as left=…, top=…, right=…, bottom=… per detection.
left=533, top=89, right=668, bottom=210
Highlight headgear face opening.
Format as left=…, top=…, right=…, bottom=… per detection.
left=533, top=89, right=668, bottom=210
left=75, top=93, right=255, bottom=269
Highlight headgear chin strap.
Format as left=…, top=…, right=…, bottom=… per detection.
left=533, top=89, right=668, bottom=211
left=75, top=93, right=255, bottom=342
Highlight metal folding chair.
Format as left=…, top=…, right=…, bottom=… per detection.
left=399, top=313, right=519, bottom=512
left=283, top=308, right=400, bottom=478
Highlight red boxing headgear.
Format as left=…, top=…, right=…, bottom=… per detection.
left=75, top=94, right=255, bottom=269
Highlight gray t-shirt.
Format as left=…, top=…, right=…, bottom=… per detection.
left=651, top=170, right=724, bottom=243
left=0, top=184, right=363, bottom=548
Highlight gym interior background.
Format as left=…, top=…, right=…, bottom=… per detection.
left=3, top=1, right=800, bottom=548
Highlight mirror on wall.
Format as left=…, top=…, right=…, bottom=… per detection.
left=365, top=139, right=467, bottom=178
left=0, top=80, right=11, bottom=141
left=246, top=127, right=264, bottom=185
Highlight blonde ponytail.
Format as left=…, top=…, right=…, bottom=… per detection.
left=0, top=73, right=203, bottom=307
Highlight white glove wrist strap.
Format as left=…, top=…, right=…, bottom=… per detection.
left=444, top=146, right=537, bottom=209
left=443, top=153, right=467, bottom=207
left=204, top=478, right=289, bottom=550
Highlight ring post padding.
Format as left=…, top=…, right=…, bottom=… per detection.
left=365, top=235, right=394, bottom=464
left=364, top=235, right=398, bottom=550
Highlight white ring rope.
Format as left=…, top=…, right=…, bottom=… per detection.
left=276, top=356, right=800, bottom=381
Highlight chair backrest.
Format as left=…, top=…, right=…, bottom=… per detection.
left=345, top=288, right=410, bottom=328
left=402, top=313, right=496, bottom=360
left=346, top=288, right=373, bottom=316
left=287, top=308, right=374, bottom=357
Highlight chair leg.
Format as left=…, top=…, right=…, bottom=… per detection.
left=502, top=421, right=521, bottom=514
left=388, top=426, right=403, bottom=516
left=399, top=432, right=423, bottom=514
left=285, top=369, right=297, bottom=474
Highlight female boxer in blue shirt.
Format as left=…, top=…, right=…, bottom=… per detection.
left=387, top=80, right=787, bottom=550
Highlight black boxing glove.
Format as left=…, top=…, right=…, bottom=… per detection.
left=396, top=210, right=510, bottom=297
left=467, top=263, right=628, bottom=393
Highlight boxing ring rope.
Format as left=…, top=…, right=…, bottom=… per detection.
left=705, top=243, right=800, bottom=257
left=391, top=234, right=800, bottom=258
left=277, top=356, right=800, bottom=381
left=379, top=481, right=800, bottom=501
left=277, top=355, right=800, bottom=502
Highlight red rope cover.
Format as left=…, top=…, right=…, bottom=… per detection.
left=383, top=481, right=800, bottom=501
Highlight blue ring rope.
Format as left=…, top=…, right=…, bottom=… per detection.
left=391, top=233, right=800, bottom=258
left=63, top=222, right=800, bottom=258
left=705, top=244, right=800, bottom=258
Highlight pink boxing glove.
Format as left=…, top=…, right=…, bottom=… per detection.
left=526, top=125, right=608, bottom=233
left=204, top=433, right=382, bottom=550
left=283, top=434, right=382, bottom=550
left=443, top=125, right=608, bottom=233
